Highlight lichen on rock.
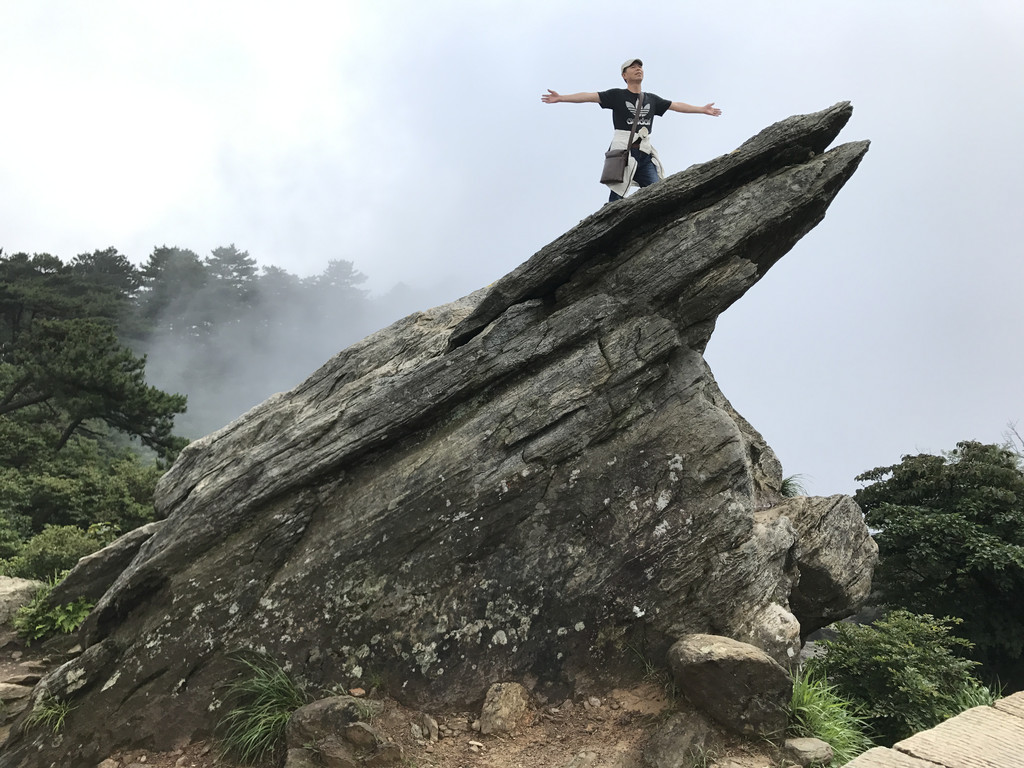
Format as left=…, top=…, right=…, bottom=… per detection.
left=1, top=102, right=876, bottom=768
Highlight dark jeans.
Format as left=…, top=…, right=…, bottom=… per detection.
left=608, top=147, right=659, bottom=202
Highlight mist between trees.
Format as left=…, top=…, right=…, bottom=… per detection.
left=2, top=245, right=438, bottom=442
left=0, top=244, right=439, bottom=564
left=133, top=244, right=448, bottom=438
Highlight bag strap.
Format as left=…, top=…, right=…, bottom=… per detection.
left=625, top=91, right=644, bottom=148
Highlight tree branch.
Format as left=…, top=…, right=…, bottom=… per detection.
left=55, top=416, right=85, bottom=452
left=0, top=390, right=52, bottom=416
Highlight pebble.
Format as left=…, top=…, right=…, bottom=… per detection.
left=422, top=712, right=439, bottom=741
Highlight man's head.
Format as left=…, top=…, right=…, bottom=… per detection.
left=621, top=58, right=643, bottom=84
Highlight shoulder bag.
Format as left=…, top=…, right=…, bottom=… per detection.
left=600, top=92, right=643, bottom=185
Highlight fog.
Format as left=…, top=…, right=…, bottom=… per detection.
left=3, top=1, right=1023, bottom=494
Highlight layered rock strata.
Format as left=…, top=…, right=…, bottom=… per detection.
left=1, top=103, right=875, bottom=768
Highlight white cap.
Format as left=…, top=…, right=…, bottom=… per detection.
left=620, top=58, right=643, bottom=73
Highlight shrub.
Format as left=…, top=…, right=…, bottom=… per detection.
left=807, top=611, right=997, bottom=745
left=788, top=666, right=873, bottom=766
left=0, top=512, right=31, bottom=560
left=855, top=441, right=1024, bottom=683
left=2, top=524, right=104, bottom=581
left=13, top=580, right=93, bottom=645
left=218, top=654, right=308, bottom=765
left=0, top=431, right=161, bottom=534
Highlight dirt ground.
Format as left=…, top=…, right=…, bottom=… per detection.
left=1, top=631, right=781, bottom=768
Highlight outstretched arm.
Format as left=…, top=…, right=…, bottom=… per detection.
left=542, top=89, right=601, bottom=104
left=669, top=101, right=722, bottom=116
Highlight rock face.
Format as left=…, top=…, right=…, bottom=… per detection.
left=46, top=521, right=163, bottom=609
left=1, top=103, right=875, bottom=768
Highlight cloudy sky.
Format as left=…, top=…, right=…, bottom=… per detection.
left=2, top=1, right=1022, bottom=495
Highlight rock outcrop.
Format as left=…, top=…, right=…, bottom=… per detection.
left=46, top=521, right=163, bottom=609
left=1, top=103, right=875, bottom=768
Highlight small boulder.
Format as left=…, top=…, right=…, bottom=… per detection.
left=643, top=711, right=713, bottom=768
left=667, top=634, right=791, bottom=737
left=364, top=742, right=404, bottom=766
left=0, top=576, right=43, bottom=626
left=0, top=682, right=33, bottom=722
left=0, top=682, right=33, bottom=705
left=317, top=736, right=358, bottom=768
left=421, top=712, right=439, bottom=741
left=784, top=737, right=833, bottom=766
left=479, top=682, right=531, bottom=735
left=286, top=695, right=381, bottom=750
left=342, top=721, right=381, bottom=749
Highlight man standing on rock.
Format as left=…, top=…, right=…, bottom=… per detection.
left=541, top=58, right=722, bottom=202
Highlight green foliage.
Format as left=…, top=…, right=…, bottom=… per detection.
left=10, top=317, right=188, bottom=459
left=218, top=654, right=308, bottom=765
left=807, top=611, right=996, bottom=746
left=2, top=525, right=105, bottom=581
left=1, top=250, right=188, bottom=462
left=788, top=666, right=873, bottom=766
left=0, top=424, right=161, bottom=540
left=12, top=579, right=93, bottom=645
left=855, top=441, right=1024, bottom=682
left=0, top=513, right=32, bottom=560
left=24, top=695, right=76, bottom=733
left=781, top=474, right=809, bottom=497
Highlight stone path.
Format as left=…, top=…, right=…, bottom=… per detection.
left=846, top=691, right=1024, bottom=768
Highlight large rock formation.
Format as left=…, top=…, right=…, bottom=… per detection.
left=1, top=103, right=876, bottom=767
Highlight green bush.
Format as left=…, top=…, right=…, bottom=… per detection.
left=218, top=654, right=308, bottom=765
left=2, top=524, right=104, bottom=581
left=13, top=580, right=93, bottom=645
left=855, top=441, right=1024, bottom=682
left=788, top=666, right=873, bottom=766
left=807, top=611, right=997, bottom=746
left=0, top=512, right=32, bottom=560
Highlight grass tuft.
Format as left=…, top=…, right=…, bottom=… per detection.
left=780, top=474, right=809, bottom=497
left=788, top=666, right=873, bottom=766
left=25, top=696, right=76, bottom=734
left=218, top=654, right=308, bottom=765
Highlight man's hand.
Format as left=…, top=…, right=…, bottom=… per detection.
left=541, top=89, right=562, bottom=104
left=702, top=102, right=723, bottom=116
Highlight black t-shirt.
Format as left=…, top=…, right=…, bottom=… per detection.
left=598, top=89, right=672, bottom=133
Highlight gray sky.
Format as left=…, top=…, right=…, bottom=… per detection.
left=2, top=1, right=1022, bottom=496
